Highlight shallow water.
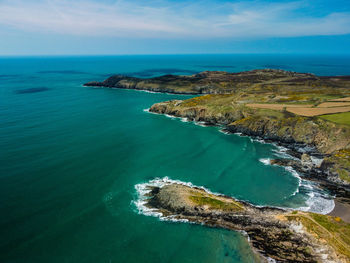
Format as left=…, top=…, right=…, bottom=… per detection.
left=1, top=54, right=349, bottom=262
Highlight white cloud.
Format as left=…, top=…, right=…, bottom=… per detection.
left=0, top=0, right=349, bottom=38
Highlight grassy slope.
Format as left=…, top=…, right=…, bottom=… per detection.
left=321, top=112, right=350, bottom=126
left=188, top=190, right=244, bottom=211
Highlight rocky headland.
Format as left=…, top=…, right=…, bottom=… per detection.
left=143, top=182, right=350, bottom=262
left=84, top=69, right=350, bottom=95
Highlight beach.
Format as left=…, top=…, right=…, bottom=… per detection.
left=328, top=199, right=350, bottom=223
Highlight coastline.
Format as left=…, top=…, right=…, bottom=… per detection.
left=86, top=69, right=350, bottom=260
left=144, top=108, right=338, bottom=214
left=86, top=70, right=350, bottom=195
left=148, top=99, right=350, bottom=197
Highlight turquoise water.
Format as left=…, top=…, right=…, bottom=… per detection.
left=1, top=55, right=350, bottom=262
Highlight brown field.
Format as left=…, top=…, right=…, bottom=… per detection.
left=247, top=103, right=350, bottom=117
left=246, top=103, right=313, bottom=111
left=286, top=106, right=350, bottom=117
left=329, top=97, right=350, bottom=102
left=317, top=102, right=350, bottom=108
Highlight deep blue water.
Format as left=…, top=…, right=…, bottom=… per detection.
left=1, top=54, right=349, bottom=263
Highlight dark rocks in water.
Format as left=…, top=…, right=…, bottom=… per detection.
left=15, top=87, right=50, bottom=94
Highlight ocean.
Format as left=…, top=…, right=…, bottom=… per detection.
left=1, top=54, right=350, bottom=262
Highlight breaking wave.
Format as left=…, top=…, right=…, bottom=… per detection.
left=259, top=158, right=334, bottom=214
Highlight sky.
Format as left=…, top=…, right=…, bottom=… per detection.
left=0, top=0, right=350, bottom=55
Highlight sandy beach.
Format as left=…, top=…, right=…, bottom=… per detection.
left=328, top=199, right=350, bottom=223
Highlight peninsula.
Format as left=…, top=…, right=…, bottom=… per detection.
left=142, top=182, right=350, bottom=262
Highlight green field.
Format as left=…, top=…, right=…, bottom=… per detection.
left=321, top=112, right=350, bottom=126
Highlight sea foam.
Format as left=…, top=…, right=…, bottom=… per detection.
left=259, top=157, right=334, bottom=214
left=133, top=177, right=205, bottom=222
left=259, top=158, right=271, bottom=165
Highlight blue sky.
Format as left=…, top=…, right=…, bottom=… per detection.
left=0, top=0, right=350, bottom=55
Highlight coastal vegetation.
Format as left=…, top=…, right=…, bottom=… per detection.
left=189, top=190, right=244, bottom=211
left=321, top=112, right=350, bottom=126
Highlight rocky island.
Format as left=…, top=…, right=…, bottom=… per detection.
left=85, top=69, right=350, bottom=262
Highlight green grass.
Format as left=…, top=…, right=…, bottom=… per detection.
left=189, top=193, right=244, bottom=211
left=321, top=112, right=350, bottom=126
left=310, top=213, right=350, bottom=250
left=337, top=168, right=350, bottom=183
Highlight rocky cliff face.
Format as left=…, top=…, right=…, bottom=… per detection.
left=149, top=100, right=246, bottom=124
left=227, top=115, right=350, bottom=154
left=226, top=115, right=350, bottom=187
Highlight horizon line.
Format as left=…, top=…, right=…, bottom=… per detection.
left=2, top=53, right=350, bottom=58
